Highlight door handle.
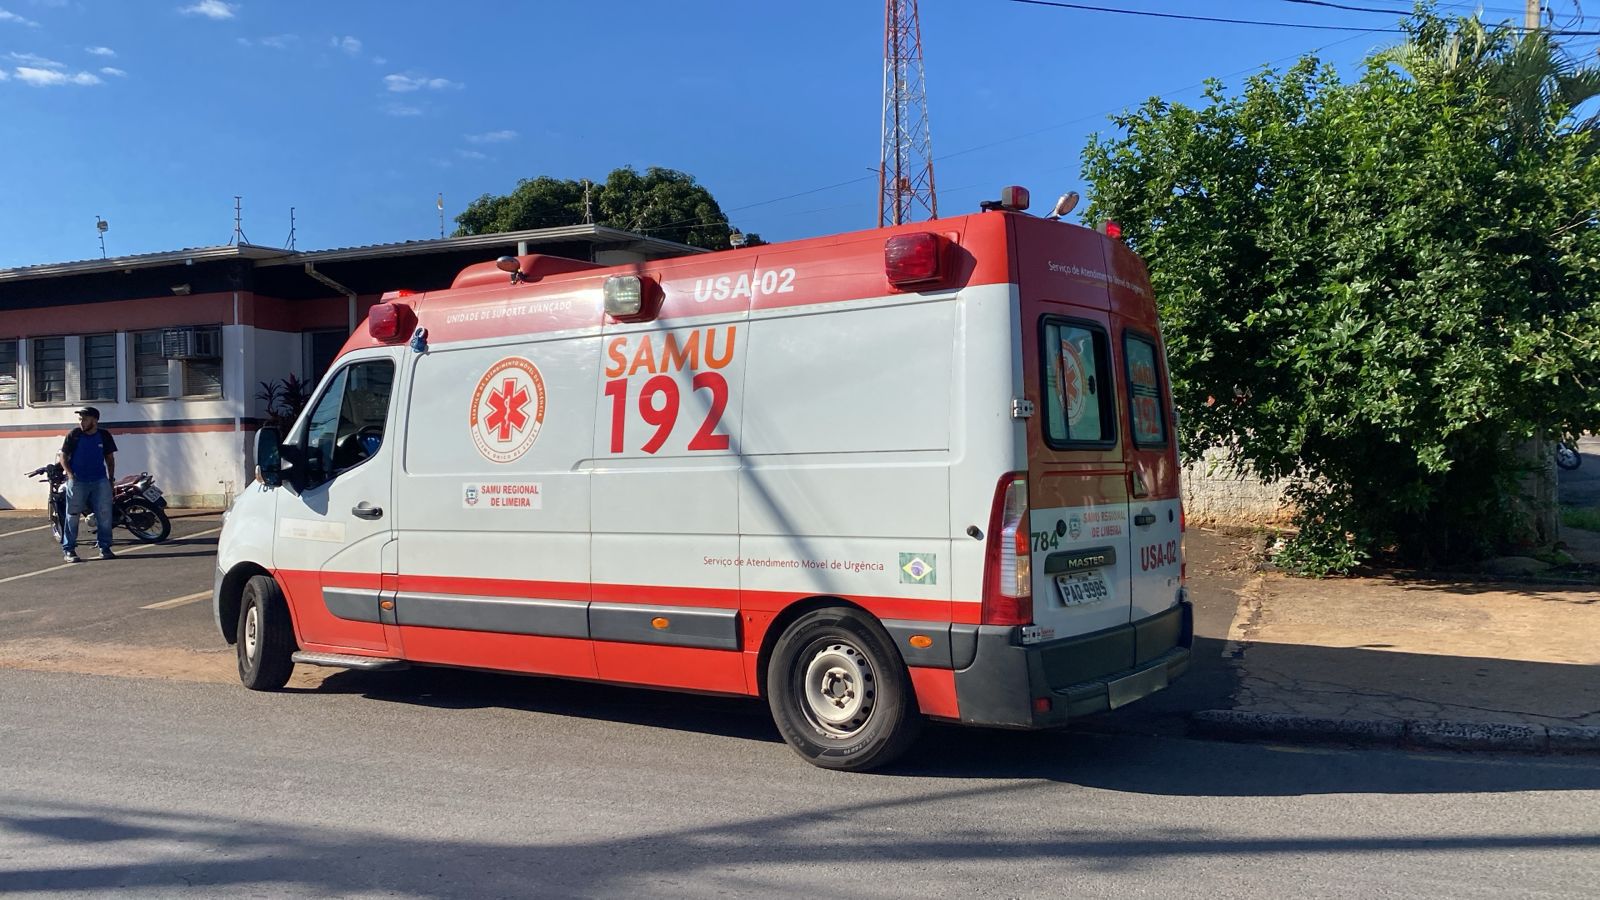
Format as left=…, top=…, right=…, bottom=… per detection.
left=352, top=503, right=383, bottom=520
left=1134, top=512, right=1157, bottom=527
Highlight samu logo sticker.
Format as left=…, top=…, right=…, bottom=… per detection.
left=470, top=357, right=547, bottom=464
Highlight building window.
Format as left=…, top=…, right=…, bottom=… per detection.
left=30, top=337, right=66, bottom=405
left=133, top=330, right=169, bottom=399
left=0, top=340, right=18, bottom=409
left=81, top=333, right=118, bottom=402
left=180, top=326, right=223, bottom=399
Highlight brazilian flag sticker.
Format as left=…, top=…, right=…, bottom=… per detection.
left=899, top=553, right=937, bottom=585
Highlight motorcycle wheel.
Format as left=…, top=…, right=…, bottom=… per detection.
left=50, top=496, right=63, bottom=544
left=122, top=498, right=171, bottom=543
left=1556, top=442, right=1582, bottom=471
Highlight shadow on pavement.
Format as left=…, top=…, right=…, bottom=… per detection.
left=2, top=782, right=1598, bottom=897
left=296, top=656, right=1600, bottom=794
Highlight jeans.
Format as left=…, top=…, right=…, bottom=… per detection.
left=63, top=478, right=114, bottom=553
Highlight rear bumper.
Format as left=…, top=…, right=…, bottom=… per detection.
left=951, top=600, right=1193, bottom=729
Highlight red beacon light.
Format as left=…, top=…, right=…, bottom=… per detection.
left=367, top=301, right=417, bottom=343
left=884, top=232, right=946, bottom=287
left=1099, top=220, right=1123, bottom=239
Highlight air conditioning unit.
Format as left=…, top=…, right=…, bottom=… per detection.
left=162, top=327, right=222, bottom=360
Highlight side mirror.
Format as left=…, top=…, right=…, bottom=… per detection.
left=255, top=427, right=283, bottom=487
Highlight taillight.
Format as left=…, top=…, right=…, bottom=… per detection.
left=884, top=232, right=945, bottom=287
left=1179, top=502, right=1187, bottom=583
left=982, top=473, right=1033, bottom=626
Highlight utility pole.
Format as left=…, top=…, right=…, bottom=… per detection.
left=1526, top=0, right=1540, bottom=31
left=878, top=0, right=937, bottom=227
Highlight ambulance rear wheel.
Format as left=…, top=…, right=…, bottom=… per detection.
left=237, top=575, right=296, bottom=691
left=767, top=607, right=922, bottom=771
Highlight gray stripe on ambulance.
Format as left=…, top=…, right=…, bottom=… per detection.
left=587, top=603, right=739, bottom=651
left=322, top=588, right=383, bottom=624
left=393, top=593, right=589, bottom=638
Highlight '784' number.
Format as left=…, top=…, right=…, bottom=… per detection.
left=603, top=373, right=730, bottom=454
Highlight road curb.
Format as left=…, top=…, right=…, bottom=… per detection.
left=1189, top=709, right=1600, bottom=754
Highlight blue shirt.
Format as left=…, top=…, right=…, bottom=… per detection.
left=65, top=428, right=114, bottom=482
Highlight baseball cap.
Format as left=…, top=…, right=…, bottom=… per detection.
left=74, top=407, right=100, bottom=419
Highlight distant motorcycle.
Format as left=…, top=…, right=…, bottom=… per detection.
left=1557, top=440, right=1582, bottom=471
left=25, top=464, right=172, bottom=544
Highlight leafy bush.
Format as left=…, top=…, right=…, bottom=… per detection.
left=1082, top=13, right=1600, bottom=573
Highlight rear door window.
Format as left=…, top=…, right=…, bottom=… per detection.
left=1041, top=318, right=1115, bottom=448
left=1123, top=333, right=1167, bottom=446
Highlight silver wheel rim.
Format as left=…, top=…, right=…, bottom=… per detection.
left=244, top=605, right=260, bottom=662
left=800, top=640, right=875, bottom=737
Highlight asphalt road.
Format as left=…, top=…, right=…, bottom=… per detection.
left=3, top=667, right=1599, bottom=898
left=1559, top=435, right=1600, bottom=509
left=3, top=516, right=1598, bottom=896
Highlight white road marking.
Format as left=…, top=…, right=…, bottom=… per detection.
left=142, top=590, right=212, bottom=610
left=0, top=524, right=51, bottom=538
left=0, top=526, right=222, bottom=586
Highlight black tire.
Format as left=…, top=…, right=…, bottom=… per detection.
left=766, top=607, right=922, bottom=772
left=50, top=496, right=63, bottom=544
left=122, top=498, right=171, bottom=543
left=237, top=574, right=297, bottom=691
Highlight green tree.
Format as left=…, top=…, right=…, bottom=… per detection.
left=1082, top=13, right=1600, bottom=572
left=455, top=166, right=744, bottom=250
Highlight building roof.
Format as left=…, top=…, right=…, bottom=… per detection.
left=0, top=224, right=702, bottom=285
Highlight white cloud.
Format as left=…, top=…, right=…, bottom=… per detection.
left=456, top=149, right=487, bottom=160
left=179, top=1, right=237, bottom=20
left=8, top=51, right=62, bottom=68
left=384, top=72, right=460, bottom=93
left=332, top=35, right=360, bottom=55
left=465, top=129, right=518, bottom=144
left=0, top=8, right=41, bottom=27
left=0, top=69, right=8, bottom=80
left=370, top=55, right=386, bottom=65
left=382, top=102, right=422, bottom=117
left=259, top=33, right=295, bottom=48
left=14, top=66, right=101, bottom=86
left=86, top=46, right=117, bottom=57
left=100, top=66, right=126, bottom=77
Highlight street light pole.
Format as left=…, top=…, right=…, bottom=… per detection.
left=1526, top=0, right=1540, bottom=31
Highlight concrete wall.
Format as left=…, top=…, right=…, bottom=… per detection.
left=1181, top=447, right=1294, bottom=528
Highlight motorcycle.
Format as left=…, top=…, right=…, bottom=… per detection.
left=25, top=463, right=172, bottom=544
left=1556, top=440, right=1583, bottom=471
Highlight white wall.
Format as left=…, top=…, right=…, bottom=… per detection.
left=0, top=323, right=294, bottom=509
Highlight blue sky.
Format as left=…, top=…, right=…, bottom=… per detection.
left=0, top=1, right=1582, bottom=268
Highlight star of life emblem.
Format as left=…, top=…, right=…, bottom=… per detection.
left=470, top=357, right=547, bottom=463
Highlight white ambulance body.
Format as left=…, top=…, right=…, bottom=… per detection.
left=214, top=200, right=1191, bottom=770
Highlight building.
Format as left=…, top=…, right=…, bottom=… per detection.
left=0, top=226, right=698, bottom=509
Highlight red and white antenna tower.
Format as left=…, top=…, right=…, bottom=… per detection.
left=878, top=0, right=936, bottom=226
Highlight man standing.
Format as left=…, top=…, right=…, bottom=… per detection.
left=60, top=407, right=118, bottom=562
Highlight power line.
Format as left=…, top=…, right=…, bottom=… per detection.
left=1006, top=0, right=1600, bottom=35
left=1006, top=0, right=1404, bottom=32
left=637, top=23, right=1398, bottom=239
left=1266, top=0, right=1529, bottom=17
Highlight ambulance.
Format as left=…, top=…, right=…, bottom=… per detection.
left=213, top=187, right=1192, bottom=771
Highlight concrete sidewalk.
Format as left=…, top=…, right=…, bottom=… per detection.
left=1192, top=564, right=1600, bottom=752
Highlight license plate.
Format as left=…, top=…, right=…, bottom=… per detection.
left=143, top=488, right=163, bottom=502
left=1055, top=570, right=1109, bottom=607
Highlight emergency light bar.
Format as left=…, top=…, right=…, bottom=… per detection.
left=368, top=302, right=417, bottom=343
left=884, top=232, right=946, bottom=287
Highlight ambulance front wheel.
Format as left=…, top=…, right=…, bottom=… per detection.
left=767, top=607, right=922, bottom=772
left=237, top=574, right=297, bottom=691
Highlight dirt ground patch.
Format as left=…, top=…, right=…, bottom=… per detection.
left=0, top=638, right=331, bottom=689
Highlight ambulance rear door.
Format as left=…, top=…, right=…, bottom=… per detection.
left=1015, top=221, right=1135, bottom=641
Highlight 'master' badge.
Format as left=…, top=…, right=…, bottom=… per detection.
left=469, top=357, right=547, bottom=463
